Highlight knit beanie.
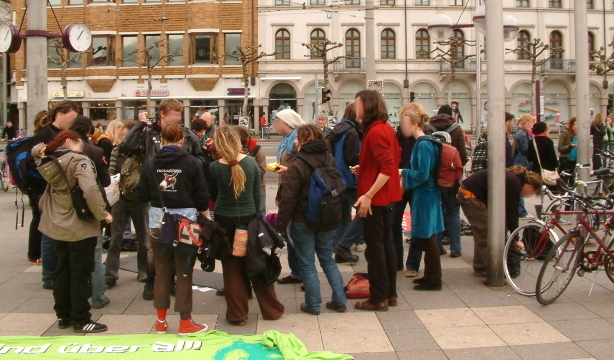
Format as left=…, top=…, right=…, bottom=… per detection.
left=276, top=109, right=305, bottom=129
left=438, top=105, right=453, bottom=116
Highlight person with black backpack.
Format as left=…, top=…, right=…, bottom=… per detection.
left=277, top=124, right=347, bottom=315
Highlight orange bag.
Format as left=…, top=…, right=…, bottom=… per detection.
left=344, top=272, right=370, bottom=299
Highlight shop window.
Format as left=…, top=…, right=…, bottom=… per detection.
left=224, top=33, right=241, bottom=65
left=89, top=102, right=117, bottom=123
left=191, top=34, right=218, bottom=64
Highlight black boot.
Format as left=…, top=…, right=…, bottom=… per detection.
left=334, top=244, right=359, bottom=263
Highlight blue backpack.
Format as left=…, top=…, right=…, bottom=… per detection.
left=295, top=153, right=346, bottom=232
left=5, top=136, right=41, bottom=193
left=330, top=119, right=360, bottom=189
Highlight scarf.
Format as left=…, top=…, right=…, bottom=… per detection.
left=276, top=129, right=297, bottom=162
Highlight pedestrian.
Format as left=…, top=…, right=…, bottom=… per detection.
left=272, top=109, right=305, bottom=285
left=458, top=166, right=542, bottom=277
left=591, top=113, right=606, bottom=169
left=353, top=90, right=401, bottom=311
left=1, top=121, right=16, bottom=141
left=527, top=121, right=558, bottom=177
left=35, top=130, right=112, bottom=333
left=513, top=114, right=536, bottom=220
left=210, top=126, right=284, bottom=326
left=259, top=112, right=267, bottom=128
left=234, top=125, right=267, bottom=215
left=330, top=103, right=363, bottom=264
left=30, top=101, right=80, bottom=288
left=136, top=124, right=210, bottom=336
left=317, top=114, right=332, bottom=137
left=605, top=115, right=614, bottom=154
left=122, top=98, right=204, bottom=300
left=396, top=123, right=417, bottom=273
left=201, top=112, right=216, bottom=140
left=191, top=118, right=208, bottom=148
left=451, top=101, right=463, bottom=124
left=96, top=119, right=125, bottom=162
left=277, top=124, right=348, bottom=315
left=400, top=102, right=444, bottom=291
left=557, top=117, right=578, bottom=185
left=105, top=121, right=150, bottom=287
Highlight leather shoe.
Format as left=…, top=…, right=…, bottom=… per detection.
left=413, top=282, right=442, bottom=291
left=277, top=275, right=302, bottom=284
left=334, top=244, right=359, bottom=264
left=412, top=277, right=429, bottom=284
left=325, top=301, right=347, bottom=312
left=450, top=251, right=462, bottom=258
left=300, top=303, right=320, bottom=315
left=354, top=299, right=389, bottom=312
left=388, top=297, right=398, bottom=307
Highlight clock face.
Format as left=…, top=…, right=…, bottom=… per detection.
left=0, top=23, right=22, bottom=53
left=63, top=23, right=92, bottom=53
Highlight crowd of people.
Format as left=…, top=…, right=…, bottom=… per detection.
left=13, top=90, right=613, bottom=336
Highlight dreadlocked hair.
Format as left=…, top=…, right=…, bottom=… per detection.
left=214, top=126, right=246, bottom=198
left=506, top=165, right=543, bottom=193
left=297, top=124, right=324, bottom=146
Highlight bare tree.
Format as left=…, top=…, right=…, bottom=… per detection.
left=430, top=37, right=476, bottom=104
left=590, top=40, right=614, bottom=76
left=120, top=40, right=181, bottom=114
left=506, top=38, right=564, bottom=114
left=47, top=39, right=89, bottom=100
left=221, top=45, right=279, bottom=119
left=302, top=39, right=348, bottom=116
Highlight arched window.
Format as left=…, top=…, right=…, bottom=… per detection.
left=275, top=29, right=290, bottom=59
left=588, top=32, right=595, bottom=60
left=549, top=31, right=563, bottom=69
left=549, top=0, right=561, bottom=7
left=381, top=29, right=395, bottom=59
left=451, top=29, right=465, bottom=68
left=345, top=28, right=361, bottom=68
left=310, top=28, right=326, bottom=58
left=415, top=29, right=430, bottom=59
left=517, top=30, right=531, bottom=60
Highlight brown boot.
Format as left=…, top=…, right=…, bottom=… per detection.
left=388, top=297, right=398, bottom=307
left=354, top=299, right=389, bottom=312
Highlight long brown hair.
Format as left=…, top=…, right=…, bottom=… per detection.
left=33, top=110, right=49, bottom=135
left=591, top=113, right=604, bottom=128
left=214, top=126, right=246, bottom=198
left=355, top=90, right=388, bottom=130
left=567, top=117, right=577, bottom=137
left=507, top=165, right=542, bottom=193
left=40, top=101, right=80, bottom=129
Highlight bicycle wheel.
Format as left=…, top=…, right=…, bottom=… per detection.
left=544, top=198, right=597, bottom=233
left=0, top=162, right=9, bottom=192
left=536, top=232, right=584, bottom=305
left=605, top=238, right=614, bottom=284
left=503, top=222, right=558, bottom=296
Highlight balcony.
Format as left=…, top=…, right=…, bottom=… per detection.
left=438, top=58, right=484, bottom=73
left=541, top=59, right=575, bottom=73
left=333, top=57, right=366, bottom=73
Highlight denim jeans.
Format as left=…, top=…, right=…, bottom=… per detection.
left=283, top=221, right=301, bottom=280
left=392, top=196, right=411, bottom=270
left=124, top=216, right=132, bottom=233
left=518, top=197, right=529, bottom=218
left=41, top=234, right=58, bottom=285
left=337, top=216, right=364, bottom=249
left=436, top=191, right=462, bottom=253
left=290, top=221, right=346, bottom=312
left=334, top=189, right=357, bottom=244
left=91, top=235, right=108, bottom=306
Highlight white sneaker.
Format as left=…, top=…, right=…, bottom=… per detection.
left=520, top=214, right=535, bottom=220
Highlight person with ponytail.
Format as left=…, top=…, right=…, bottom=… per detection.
left=210, top=126, right=284, bottom=326
left=458, top=165, right=542, bottom=277
left=35, top=130, right=112, bottom=333
left=400, top=102, right=445, bottom=291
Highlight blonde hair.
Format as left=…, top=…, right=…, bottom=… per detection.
left=91, top=129, right=103, bottom=144
left=592, top=113, right=604, bottom=128
left=518, top=114, right=535, bottom=126
left=400, top=102, right=429, bottom=127
left=214, top=126, right=246, bottom=198
left=105, top=119, right=124, bottom=146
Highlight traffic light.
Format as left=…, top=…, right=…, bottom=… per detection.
left=410, top=91, right=415, bottom=103
left=322, top=88, right=332, bottom=103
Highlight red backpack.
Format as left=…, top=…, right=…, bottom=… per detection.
left=418, top=134, right=463, bottom=188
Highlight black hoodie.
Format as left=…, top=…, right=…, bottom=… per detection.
left=328, top=118, right=362, bottom=167
left=136, top=146, right=210, bottom=211
left=425, top=114, right=468, bottom=165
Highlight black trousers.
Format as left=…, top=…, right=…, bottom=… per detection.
left=363, top=205, right=397, bottom=304
left=53, top=237, right=97, bottom=325
left=413, top=236, right=442, bottom=285
left=27, top=192, right=42, bottom=261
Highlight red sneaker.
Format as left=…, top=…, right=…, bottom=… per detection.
left=178, top=319, right=208, bottom=336
left=28, top=259, right=42, bottom=265
left=154, top=319, right=168, bottom=334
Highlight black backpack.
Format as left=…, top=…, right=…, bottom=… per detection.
left=295, top=153, right=346, bottom=232
left=5, top=137, right=42, bottom=193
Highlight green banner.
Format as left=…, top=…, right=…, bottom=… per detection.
left=0, top=330, right=353, bottom=360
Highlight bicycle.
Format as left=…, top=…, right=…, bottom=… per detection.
left=0, top=149, right=9, bottom=192
left=535, top=182, right=614, bottom=305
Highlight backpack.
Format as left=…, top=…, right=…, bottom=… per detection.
left=294, top=153, right=346, bottom=232
left=416, top=136, right=462, bottom=188
left=4, top=136, right=42, bottom=193
left=344, top=272, right=370, bottom=299
left=471, top=134, right=489, bottom=173
left=119, top=154, right=144, bottom=201
left=330, top=120, right=360, bottom=189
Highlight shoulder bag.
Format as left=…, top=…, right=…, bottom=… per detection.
left=48, top=154, right=93, bottom=220
left=532, top=140, right=559, bottom=186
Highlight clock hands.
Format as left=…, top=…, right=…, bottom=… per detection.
left=77, top=30, right=84, bottom=40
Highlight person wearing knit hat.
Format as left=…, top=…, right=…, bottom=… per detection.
left=437, top=105, right=454, bottom=117
left=272, top=109, right=305, bottom=285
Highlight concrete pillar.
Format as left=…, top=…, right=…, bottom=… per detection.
left=574, top=0, right=590, bottom=181
left=26, top=0, right=48, bottom=135
left=365, top=0, right=375, bottom=82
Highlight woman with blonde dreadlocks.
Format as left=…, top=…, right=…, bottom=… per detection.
left=210, top=126, right=284, bottom=326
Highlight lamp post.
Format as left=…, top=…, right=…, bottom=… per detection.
left=428, top=4, right=518, bottom=287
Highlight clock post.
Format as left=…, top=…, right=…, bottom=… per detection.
left=26, top=0, right=47, bottom=135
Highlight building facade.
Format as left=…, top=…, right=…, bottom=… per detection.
left=9, top=0, right=259, bottom=128
left=257, top=0, right=614, bottom=131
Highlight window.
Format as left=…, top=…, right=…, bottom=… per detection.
left=516, top=30, right=531, bottom=60
left=415, top=29, right=430, bottom=59
left=516, top=0, right=529, bottom=6
left=145, top=35, right=161, bottom=64
left=451, top=29, right=464, bottom=67
left=345, top=0, right=360, bottom=4
left=549, top=31, right=563, bottom=68
left=192, top=34, right=217, bottom=64
left=90, top=0, right=114, bottom=2
left=47, top=0, right=61, bottom=5
left=588, top=32, right=595, bottom=60
left=47, top=40, right=61, bottom=68
left=68, top=0, right=83, bottom=4
left=345, top=28, right=360, bottom=68
left=90, top=36, right=114, bottom=66
left=587, top=0, right=593, bottom=8
left=145, top=0, right=161, bottom=3
left=549, top=0, right=561, bottom=7
left=122, top=0, right=137, bottom=3
left=449, top=0, right=462, bottom=4
left=122, top=35, right=137, bottom=66
left=275, top=0, right=289, bottom=4
left=167, top=35, right=184, bottom=66
left=89, top=102, right=117, bottom=123
left=381, top=29, right=395, bottom=59
left=310, top=28, right=326, bottom=58
left=224, top=33, right=241, bottom=65
left=380, top=0, right=394, bottom=5
left=415, top=0, right=429, bottom=4
left=311, top=0, right=325, bottom=4
left=275, top=29, right=290, bottom=59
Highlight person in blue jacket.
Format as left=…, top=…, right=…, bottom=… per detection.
left=400, top=102, right=445, bottom=291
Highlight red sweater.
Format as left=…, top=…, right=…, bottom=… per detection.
left=357, top=120, right=402, bottom=206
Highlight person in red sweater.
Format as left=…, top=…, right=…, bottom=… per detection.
left=353, top=90, right=402, bottom=312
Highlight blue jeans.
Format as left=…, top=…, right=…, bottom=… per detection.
left=337, top=216, right=363, bottom=249
left=334, top=189, right=356, bottom=244
left=392, top=196, right=410, bottom=270
left=290, top=221, right=346, bottom=312
left=124, top=216, right=132, bottom=233
left=41, top=234, right=58, bottom=285
left=283, top=221, right=301, bottom=280
left=436, top=191, right=462, bottom=253
left=518, top=197, right=529, bottom=218
left=91, top=235, right=108, bottom=306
